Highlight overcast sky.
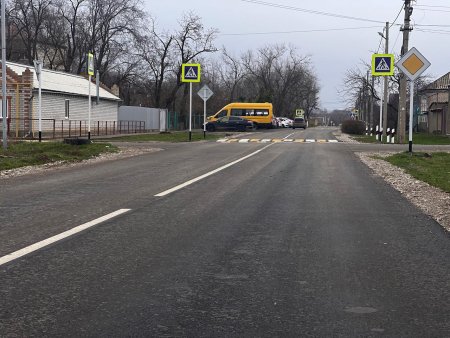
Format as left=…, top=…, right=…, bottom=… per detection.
left=145, top=0, right=450, bottom=111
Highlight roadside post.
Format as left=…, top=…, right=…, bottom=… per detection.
left=87, top=53, right=94, bottom=140
left=33, top=60, right=42, bottom=142
left=396, top=47, right=431, bottom=153
left=181, top=63, right=201, bottom=141
left=372, top=53, right=394, bottom=143
left=2, top=0, right=7, bottom=149
left=197, top=84, right=213, bottom=139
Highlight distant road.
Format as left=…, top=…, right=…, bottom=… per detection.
left=1, top=127, right=449, bottom=336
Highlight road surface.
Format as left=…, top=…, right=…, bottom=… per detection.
left=1, top=127, right=449, bottom=337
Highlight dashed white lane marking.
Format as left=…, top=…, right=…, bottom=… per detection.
left=155, top=143, right=274, bottom=197
left=0, top=209, right=131, bottom=267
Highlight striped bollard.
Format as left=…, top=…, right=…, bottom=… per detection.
left=387, top=128, right=391, bottom=143
left=375, top=125, right=379, bottom=141
left=391, top=129, right=395, bottom=144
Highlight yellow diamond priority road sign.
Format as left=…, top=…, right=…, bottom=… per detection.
left=396, top=47, right=430, bottom=81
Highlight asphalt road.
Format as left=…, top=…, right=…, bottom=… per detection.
left=1, top=127, right=449, bottom=337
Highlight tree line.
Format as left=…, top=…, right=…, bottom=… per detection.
left=5, top=0, right=319, bottom=118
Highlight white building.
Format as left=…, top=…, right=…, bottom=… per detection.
left=1, top=61, right=121, bottom=137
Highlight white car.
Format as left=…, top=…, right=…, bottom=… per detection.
left=279, top=117, right=293, bottom=128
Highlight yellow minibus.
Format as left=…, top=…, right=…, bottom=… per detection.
left=207, top=102, right=273, bottom=128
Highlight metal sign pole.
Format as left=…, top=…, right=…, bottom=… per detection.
left=408, top=81, right=414, bottom=153
left=203, top=94, right=206, bottom=139
left=1, top=0, right=7, bottom=150
left=88, top=74, right=91, bottom=140
left=189, top=82, right=192, bottom=141
left=379, top=80, right=383, bottom=143
left=38, top=66, right=42, bottom=141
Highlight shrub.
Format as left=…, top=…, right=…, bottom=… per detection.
left=341, top=119, right=366, bottom=135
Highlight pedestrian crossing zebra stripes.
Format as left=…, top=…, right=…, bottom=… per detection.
left=216, top=138, right=340, bottom=144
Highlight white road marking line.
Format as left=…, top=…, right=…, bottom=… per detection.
left=217, top=138, right=228, bottom=143
left=328, top=140, right=339, bottom=143
left=283, top=133, right=295, bottom=139
left=305, top=139, right=316, bottom=143
left=155, top=143, right=274, bottom=197
left=0, top=209, right=131, bottom=267
left=238, top=139, right=250, bottom=143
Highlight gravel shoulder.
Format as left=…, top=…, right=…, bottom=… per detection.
left=334, top=132, right=450, bottom=232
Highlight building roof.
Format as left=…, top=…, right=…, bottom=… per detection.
left=6, top=61, right=120, bottom=101
left=423, top=72, right=450, bottom=91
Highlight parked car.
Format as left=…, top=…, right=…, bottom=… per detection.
left=292, top=117, right=307, bottom=129
left=279, top=117, right=293, bottom=128
left=272, top=116, right=281, bottom=128
left=205, top=116, right=254, bottom=132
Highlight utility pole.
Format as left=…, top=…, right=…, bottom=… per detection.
left=382, top=22, right=389, bottom=141
left=398, top=0, right=413, bottom=144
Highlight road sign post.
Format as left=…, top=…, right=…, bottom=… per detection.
left=2, top=0, right=7, bottom=149
left=372, top=54, right=394, bottom=143
left=87, top=53, right=94, bottom=140
left=181, top=64, right=201, bottom=141
left=396, top=47, right=431, bottom=153
left=197, top=85, right=213, bottom=139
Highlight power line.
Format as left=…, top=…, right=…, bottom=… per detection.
left=240, top=0, right=388, bottom=24
left=415, top=4, right=450, bottom=9
left=416, top=28, right=450, bottom=35
left=391, top=29, right=402, bottom=53
left=415, top=24, right=450, bottom=27
left=414, top=7, right=450, bottom=13
left=390, top=3, right=405, bottom=28
left=220, top=26, right=382, bottom=36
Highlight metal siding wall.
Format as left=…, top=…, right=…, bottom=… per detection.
left=40, top=93, right=118, bottom=121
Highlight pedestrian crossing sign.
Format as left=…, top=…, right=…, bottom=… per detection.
left=181, top=64, right=201, bottom=83
left=372, top=54, right=394, bottom=76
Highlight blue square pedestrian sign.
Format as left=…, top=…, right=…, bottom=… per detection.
left=181, top=64, right=201, bottom=83
left=372, top=54, right=394, bottom=76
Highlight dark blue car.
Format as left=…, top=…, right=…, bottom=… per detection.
left=205, top=116, right=254, bottom=132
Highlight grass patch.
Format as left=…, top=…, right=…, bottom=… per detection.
left=385, top=152, right=450, bottom=193
left=0, top=141, right=118, bottom=171
left=100, top=131, right=228, bottom=142
left=412, top=133, right=450, bottom=145
left=353, top=135, right=377, bottom=143
left=352, top=133, right=450, bottom=145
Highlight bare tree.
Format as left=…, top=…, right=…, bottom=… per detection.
left=134, top=19, right=174, bottom=107
left=9, top=0, right=53, bottom=64
left=165, top=12, right=218, bottom=111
